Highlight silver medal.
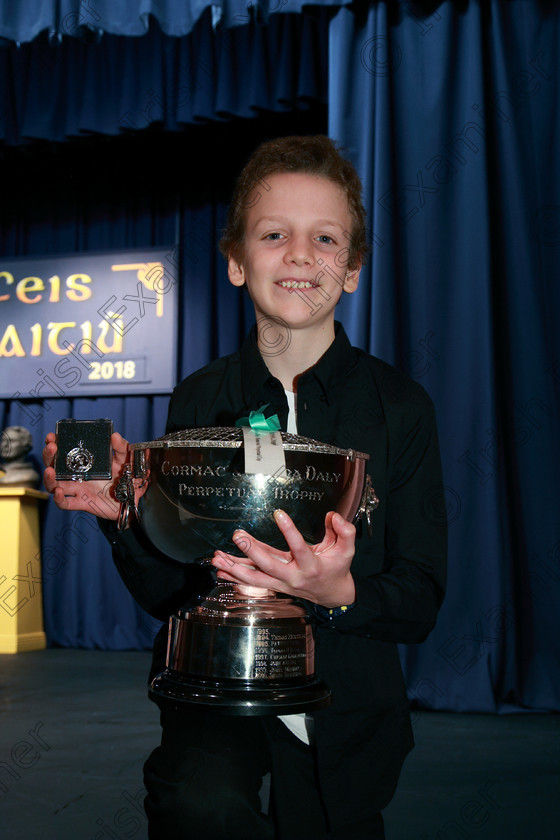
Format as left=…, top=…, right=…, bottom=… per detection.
left=65, top=440, right=94, bottom=474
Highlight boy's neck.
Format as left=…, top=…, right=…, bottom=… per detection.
left=258, top=320, right=336, bottom=393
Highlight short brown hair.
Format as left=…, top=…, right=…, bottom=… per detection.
left=219, top=135, right=368, bottom=270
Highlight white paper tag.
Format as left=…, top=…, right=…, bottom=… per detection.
left=242, top=427, right=286, bottom=476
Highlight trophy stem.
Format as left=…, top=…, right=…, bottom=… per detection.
left=211, top=578, right=277, bottom=602
left=233, top=583, right=275, bottom=599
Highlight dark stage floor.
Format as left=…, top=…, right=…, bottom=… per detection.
left=1, top=650, right=558, bottom=839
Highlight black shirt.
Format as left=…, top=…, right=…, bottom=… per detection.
left=101, top=321, right=447, bottom=823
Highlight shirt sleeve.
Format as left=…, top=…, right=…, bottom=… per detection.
left=315, top=393, right=447, bottom=645
left=97, top=517, right=213, bottom=621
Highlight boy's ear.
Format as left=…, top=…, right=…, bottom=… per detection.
left=343, top=263, right=361, bottom=294
left=228, top=256, right=245, bottom=287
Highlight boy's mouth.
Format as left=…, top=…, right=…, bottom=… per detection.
left=275, top=280, right=319, bottom=290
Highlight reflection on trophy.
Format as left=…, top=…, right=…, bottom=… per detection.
left=116, top=427, right=378, bottom=715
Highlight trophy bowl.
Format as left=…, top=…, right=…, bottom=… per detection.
left=117, top=427, right=377, bottom=715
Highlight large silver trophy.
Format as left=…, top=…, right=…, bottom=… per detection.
left=116, top=427, right=378, bottom=715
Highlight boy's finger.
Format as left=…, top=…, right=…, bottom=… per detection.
left=43, top=465, right=60, bottom=493
left=312, top=511, right=337, bottom=553
left=112, top=432, right=129, bottom=462
left=272, top=509, right=308, bottom=553
left=42, top=439, right=57, bottom=468
left=230, top=531, right=290, bottom=566
left=331, top=512, right=356, bottom=546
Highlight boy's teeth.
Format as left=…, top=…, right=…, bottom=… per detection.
left=279, top=281, right=315, bottom=289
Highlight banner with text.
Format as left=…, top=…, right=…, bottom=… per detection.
left=0, top=248, right=178, bottom=398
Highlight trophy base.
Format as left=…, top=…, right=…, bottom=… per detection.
left=152, top=581, right=332, bottom=716
left=149, top=671, right=331, bottom=716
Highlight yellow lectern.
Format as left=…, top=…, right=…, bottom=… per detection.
left=0, top=487, right=49, bottom=653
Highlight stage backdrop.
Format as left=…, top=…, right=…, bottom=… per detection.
left=0, top=0, right=558, bottom=714
left=0, top=248, right=178, bottom=398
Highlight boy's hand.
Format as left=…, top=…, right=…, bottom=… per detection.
left=211, top=509, right=356, bottom=608
left=42, top=431, right=130, bottom=521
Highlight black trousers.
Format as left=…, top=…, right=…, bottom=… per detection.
left=144, top=706, right=385, bottom=840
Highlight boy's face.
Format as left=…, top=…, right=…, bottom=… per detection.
left=228, top=172, right=360, bottom=333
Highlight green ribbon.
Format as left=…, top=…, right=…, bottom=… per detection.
left=235, top=404, right=281, bottom=434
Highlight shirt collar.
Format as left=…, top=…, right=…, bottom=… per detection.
left=240, top=321, right=358, bottom=408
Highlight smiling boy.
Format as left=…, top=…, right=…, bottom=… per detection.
left=43, top=135, right=446, bottom=839
left=217, top=168, right=361, bottom=612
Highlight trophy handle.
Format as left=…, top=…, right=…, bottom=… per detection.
left=354, top=475, right=379, bottom=538
left=115, top=463, right=135, bottom=530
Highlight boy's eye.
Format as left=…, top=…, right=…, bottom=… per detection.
left=265, top=232, right=283, bottom=241
left=317, top=234, right=335, bottom=245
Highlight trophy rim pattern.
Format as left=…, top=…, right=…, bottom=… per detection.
left=129, top=426, right=369, bottom=461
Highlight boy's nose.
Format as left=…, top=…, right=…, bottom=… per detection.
left=284, top=236, right=314, bottom=266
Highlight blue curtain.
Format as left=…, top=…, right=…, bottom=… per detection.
left=0, top=1, right=558, bottom=713
left=0, top=0, right=351, bottom=42
left=329, top=2, right=560, bottom=712
left=0, top=9, right=328, bottom=144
